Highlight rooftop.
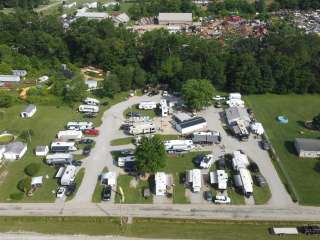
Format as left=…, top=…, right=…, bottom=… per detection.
left=5, top=142, right=26, bottom=154
left=295, top=138, right=320, bottom=152
left=158, top=13, right=192, bottom=22
left=179, top=117, right=206, bottom=129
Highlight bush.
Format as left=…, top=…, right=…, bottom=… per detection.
left=17, top=177, right=31, bottom=193
left=24, top=163, right=41, bottom=176
left=10, top=192, right=24, bottom=200
left=0, top=94, right=13, bottom=108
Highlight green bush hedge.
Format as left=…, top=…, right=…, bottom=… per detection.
left=17, top=177, right=31, bottom=193
left=24, top=163, right=41, bottom=176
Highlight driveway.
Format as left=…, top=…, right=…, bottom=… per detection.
left=199, top=106, right=293, bottom=207
left=72, top=95, right=161, bottom=203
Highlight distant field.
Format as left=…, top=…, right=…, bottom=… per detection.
left=246, top=94, right=320, bottom=205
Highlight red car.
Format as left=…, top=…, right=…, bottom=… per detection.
left=84, top=129, right=99, bottom=136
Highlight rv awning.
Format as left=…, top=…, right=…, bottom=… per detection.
left=233, top=175, right=242, bottom=187
left=56, top=167, right=65, bottom=178
left=209, top=172, right=216, bottom=184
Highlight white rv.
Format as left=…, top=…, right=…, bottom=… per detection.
left=239, top=168, right=253, bottom=197
left=50, top=141, right=77, bottom=153
left=128, top=122, right=156, bottom=135
left=232, top=150, right=249, bottom=171
left=78, top=105, right=99, bottom=113
left=46, top=153, right=73, bottom=165
left=118, top=155, right=135, bottom=167
left=187, top=169, right=201, bottom=192
left=160, top=99, right=168, bottom=117
left=155, top=172, right=168, bottom=196
left=164, top=140, right=194, bottom=153
left=210, top=170, right=228, bottom=190
left=66, top=121, right=93, bottom=130
left=84, top=97, right=100, bottom=106
left=138, top=101, right=157, bottom=110
left=57, top=130, right=83, bottom=141
left=60, top=165, right=76, bottom=186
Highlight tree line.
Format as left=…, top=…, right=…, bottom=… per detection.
left=0, top=11, right=320, bottom=106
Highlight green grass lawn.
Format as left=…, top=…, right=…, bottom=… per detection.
left=253, top=184, right=271, bottom=205
left=123, top=104, right=158, bottom=119
left=110, top=137, right=133, bottom=146
left=115, top=175, right=153, bottom=204
left=66, top=168, right=85, bottom=201
left=0, top=105, right=82, bottom=202
left=227, top=188, right=245, bottom=205
left=0, top=216, right=319, bottom=239
left=92, top=167, right=108, bottom=203
left=245, top=94, right=320, bottom=205
left=0, top=134, right=14, bottom=144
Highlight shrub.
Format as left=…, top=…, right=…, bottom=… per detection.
left=17, top=177, right=31, bottom=193
left=24, top=163, right=41, bottom=176
left=10, top=192, right=24, bottom=200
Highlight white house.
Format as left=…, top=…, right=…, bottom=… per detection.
left=164, top=140, right=194, bottom=153
left=210, top=170, right=228, bottom=190
left=187, top=169, right=201, bottom=192
left=199, top=154, right=214, bottom=169
left=20, top=104, right=37, bottom=118
left=3, top=142, right=27, bottom=160
left=35, top=145, right=49, bottom=156
left=85, top=79, right=98, bottom=90
left=250, top=122, right=264, bottom=135
left=239, top=168, right=253, bottom=197
left=155, top=172, right=168, bottom=196
left=66, top=121, right=93, bottom=130
left=295, top=138, right=320, bottom=158
left=225, top=107, right=250, bottom=126
left=12, top=70, right=27, bottom=77
left=160, top=99, right=168, bottom=117
left=113, top=13, right=130, bottom=24
left=101, top=172, right=116, bottom=186
left=175, top=116, right=207, bottom=134
left=83, top=1, right=97, bottom=9
left=232, top=150, right=249, bottom=171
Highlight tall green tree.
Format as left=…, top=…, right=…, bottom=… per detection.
left=135, top=135, right=166, bottom=174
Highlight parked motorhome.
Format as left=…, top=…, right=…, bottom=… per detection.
left=60, top=165, right=76, bottom=186
left=269, top=227, right=298, bottom=235
left=46, top=153, right=73, bottom=165
left=84, top=97, right=100, bottom=106
left=66, top=122, right=93, bottom=130
left=78, top=105, right=99, bottom=113
left=57, top=130, right=83, bottom=141
left=210, top=170, right=228, bottom=190
left=232, top=150, right=249, bottom=171
left=155, top=172, right=168, bottom=196
left=187, top=169, right=201, bottom=192
left=128, top=122, right=156, bottom=135
left=160, top=99, right=168, bottom=117
left=164, top=140, right=194, bottom=153
left=118, top=155, right=135, bottom=167
left=50, top=141, right=77, bottom=153
left=237, top=168, right=253, bottom=197
left=138, top=101, right=157, bottom=110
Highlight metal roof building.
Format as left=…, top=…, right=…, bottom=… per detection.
left=75, top=12, right=109, bottom=20
left=0, top=75, right=20, bottom=83
left=295, top=138, right=320, bottom=158
left=175, top=116, right=207, bottom=134
left=158, top=13, right=192, bottom=25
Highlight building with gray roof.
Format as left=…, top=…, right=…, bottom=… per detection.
left=158, top=13, right=192, bottom=25
left=295, top=138, right=320, bottom=158
left=3, top=142, right=27, bottom=161
left=0, top=75, right=20, bottom=83
left=225, top=107, right=251, bottom=126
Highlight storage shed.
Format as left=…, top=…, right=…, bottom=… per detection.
left=295, top=138, right=320, bottom=158
left=3, top=142, right=27, bottom=160
left=35, top=145, right=49, bottom=156
left=20, top=104, right=37, bottom=118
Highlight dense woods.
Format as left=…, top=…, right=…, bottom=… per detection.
left=0, top=11, right=320, bottom=98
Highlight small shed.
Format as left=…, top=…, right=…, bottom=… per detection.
left=85, top=80, right=98, bottom=90
left=21, top=104, right=37, bottom=118
left=101, top=172, right=116, bottom=186
left=31, top=176, right=43, bottom=187
left=35, top=145, right=49, bottom=156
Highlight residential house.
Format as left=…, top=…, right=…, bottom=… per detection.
left=3, top=142, right=27, bottom=160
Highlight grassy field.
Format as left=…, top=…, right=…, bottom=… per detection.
left=246, top=94, right=320, bottom=205
left=110, top=137, right=133, bottom=146
left=0, top=135, right=14, bottom=144
left=123, top=104, right=158, bottom=119
left=0, top=216, right=319, bottom=239
left=0, top=105, right=82, bottom=202
left=91, top=167, right=108, bottom=203
left=115, top=175, right=153, bottom=204
left=66, top=168, right=85, bottom=201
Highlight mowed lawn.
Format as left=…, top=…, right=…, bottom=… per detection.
left=246, top=94, right=320, bottom=205
left=0, top=104, right=82, bottom=202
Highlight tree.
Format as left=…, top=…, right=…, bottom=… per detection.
left=24, top=163, right=41, bottom=176
left=181, top=79, right=214, bottom=111
left=134, top=135, right=166, bottom=174
left=0, top=93, right=13, bottom=108
left=99, top=74, right=120, bottom=98
left=312, top=113, right=320, bottom=130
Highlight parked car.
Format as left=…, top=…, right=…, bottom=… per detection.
left=56, top=186, right=66, bottom=198
left=84, top=129, right=99, bottom=136
left=249, top=162, right=260, bottom=173
left=204, top=191, right=213, bottom=202
left=79, top=138, right=94, bottom=144
left=120, top=149, right=135, bottom=156
left=298, top=225, right=320, bottom=235
left=214, top=195, right=231, bottom=204
left=83, top=145, right=91, bottom=155
left=162, top=91, right=168, bottom=97
left=217, top=159, right=226, bottom=170
left=255, top=174, right=266, bottom=187
left=65, top=183, right=76, bottom=196
left=72, top=160, right=83, bottom=166
left=260, top=140, right=271, bottom=150
left=102, top=185, right=112, bottom=201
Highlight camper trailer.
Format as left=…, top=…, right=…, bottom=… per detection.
left=57, top=130, right=83, bottom=141
left=187, top=169, right=201, bottom=192
left=84, top=97, right=100, bottom=106
left=138, top=101, right=157, bottom=110
left=78, top=105, right=99, bottom=113
left=164, top=140, right=194, bottom=153
left=50, top=141, right=77, bottom=153
left=46, top=153, right=73, bottom=165
left=234, top=168, right=253, bottom=197
left=160, top=99, right=168, bottom=117
left=192, top=131, right=221, bottom=145
left=128, top=122, right=156, bottom=135
left=66, top=122, right=93, bottom=130
left=210, top=170, right=228, bottom=190
left=60, top=165, right=76, bottom=186
left=118, top=155, right=135, bottom=167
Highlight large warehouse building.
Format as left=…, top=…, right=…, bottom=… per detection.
left=158, top=13, right=193, bottom=25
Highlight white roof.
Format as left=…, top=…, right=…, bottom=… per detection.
left=216, top=170, right=228, bottom=190
left=76, top=12, right=109, bottom=19
left=101, top=172, right=116, bottom=185
left=84, top=97, right=100, bottom=104
left=56, top=167, right=66, bottom=178
left=46, top=153, right=72, bottom=160
left=189, top=169, right=201, bottom=187
left=155, top=172, right=167, bottom=195
left=229, top=92, right=241, bottom=99
left=159, top=13, right=192, bottom=22
left=67, top=121, right=93, bottom=127
left=226, top=99, right=245, bottom=107
left=31, top=176, right=43, bottom=185
left=174, top=112, right=192, bottom=122
left=114, top=13, right=130, bottom=23
left=250, top=122, right=264, bottom=135
left=57, top=130, right=83, bottom=139
left=232, top=150, right=249, bottom=170
left=5, top=142, right=26, bottom=154
left=0, top=75, right=20, bottom=82
left=239, top=168, right=253, bottom=194
left=51, top=141, right=76, bottom=147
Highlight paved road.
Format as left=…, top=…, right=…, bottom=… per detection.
left=0, top=203, right=320, bottom=221
left=72, top=95, right=160, bottom=203
left=200, top=107, right=293, bottom=207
